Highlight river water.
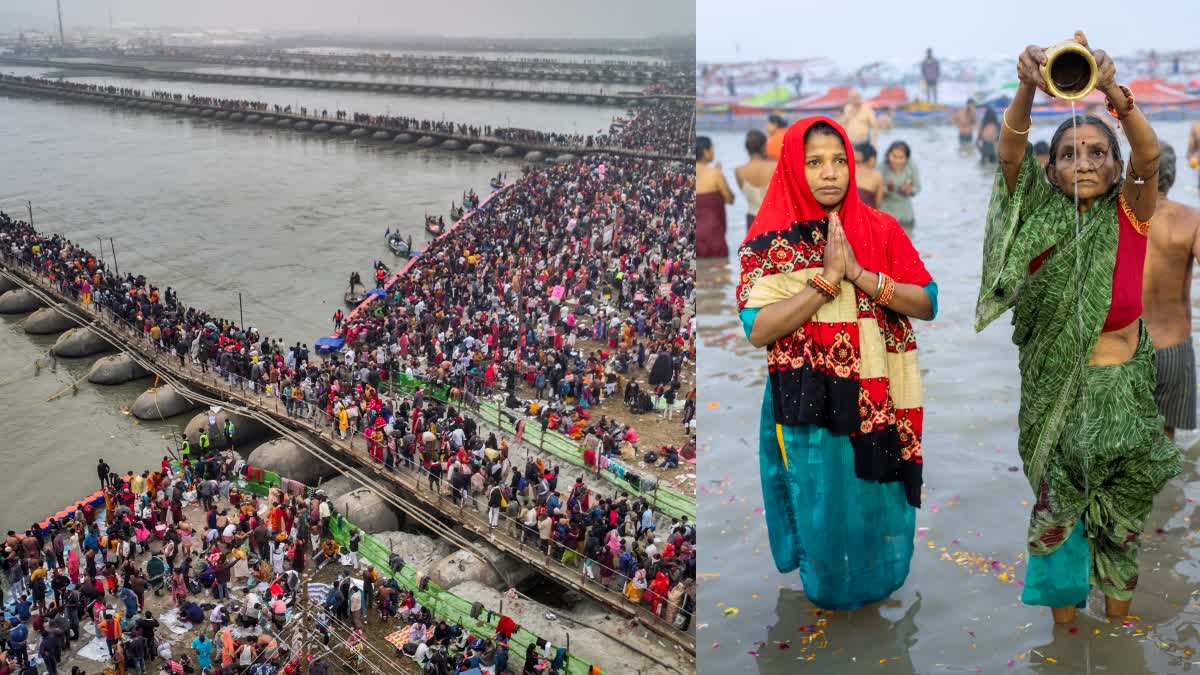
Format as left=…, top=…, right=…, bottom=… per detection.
left=1, top=64, right=627, bottom=135
left=697, top=122, right=1200, bottom=674
left=0, top=89, right=529, bottom=526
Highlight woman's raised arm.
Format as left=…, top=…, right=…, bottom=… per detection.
left=999, top=44, right=1049, bottom=194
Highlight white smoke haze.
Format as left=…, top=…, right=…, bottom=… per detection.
left=3, top=0, right=695, bottom=41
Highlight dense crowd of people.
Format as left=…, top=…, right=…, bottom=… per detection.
left=0, top=450, right=606, bottom=674
left=491, top=99, right=693, bottom=156
left=338, top=154, right=697, bottom=443
left=1, top=75, right=692, bottom=158
left=0, top=150, right=698, bottom=638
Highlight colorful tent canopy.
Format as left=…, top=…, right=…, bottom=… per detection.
left=868, top=86, right=908, bottom=108
left=741, top=86, right=794, bottom=107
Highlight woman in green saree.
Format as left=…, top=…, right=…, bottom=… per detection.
left=975, top=32, right=1180, bottom=623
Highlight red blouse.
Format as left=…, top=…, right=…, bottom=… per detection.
left=1028, top=194, right=1149, bottom=333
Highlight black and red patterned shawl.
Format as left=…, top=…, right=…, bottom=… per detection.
left=735, top=116, right=931, bottom=507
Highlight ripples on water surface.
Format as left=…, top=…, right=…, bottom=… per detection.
left=0, top=92, right=525, bottom=525
left=698, top=122, right=1200, bottom=674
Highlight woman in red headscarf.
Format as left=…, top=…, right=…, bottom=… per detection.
left=736, top=117, right=938, bottom=610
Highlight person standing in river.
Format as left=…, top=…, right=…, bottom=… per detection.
left=1143, top=143, right=1200, bottom=439
left=976, top=32, right=1179, bottom=623
left=921, top=48, right=941, bottom=104
left=952, top=99, right=978, bottom=148
left=880, top=141, right=920, bottom=231
left=737, top=116, right=937, bottom=610
left=697, top=136, right=734, bottom=258
left=734, top=130, right=775, bottom=229
left=838, top=90, right=876, bottom=146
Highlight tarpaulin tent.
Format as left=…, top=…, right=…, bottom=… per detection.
left=314, top=336, right=345, bottom=354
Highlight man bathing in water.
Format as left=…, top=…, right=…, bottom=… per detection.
left=952, top=99, right=977, bottom=146
left=1144, top=143, right=1200, bottom=439
left=853, top=143, right=885, bottom=208
left=839, top=90, right=876, bottom=146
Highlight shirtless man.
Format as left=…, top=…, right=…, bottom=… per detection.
left=734, top=130, right=776, bottom=228
left=952, top=99, right=978, bottom=146
left=1143, top=143, right=1200, bottom=438
left=839, top=90, right=876, bottom=146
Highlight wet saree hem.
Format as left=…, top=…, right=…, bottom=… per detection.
left=1021, top=324, right=1180, bottom=606
left=752, top=373, right=915, bottom=610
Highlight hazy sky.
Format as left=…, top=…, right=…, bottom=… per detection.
left=6, top=0, right=694, bottom=39
left=699, top=0, right=1194, bottom=65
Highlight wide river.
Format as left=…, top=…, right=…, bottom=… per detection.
left=697, top=121, right=1200, bottom=674
left=0, top=88, right=532, bottom=526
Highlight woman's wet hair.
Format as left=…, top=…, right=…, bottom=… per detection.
left=855, top=142, right=877, bottom=163
left=803, top=121, right=842, bottom=144
left=696, top=136, right=713, bottom=161
left=885, top=140, right=912, bottom=160
left=980, top=108, right=999, bottom=127
left=1159, top=142, right=1176, bottom=194
left=744, top=130, right=767, bottom=156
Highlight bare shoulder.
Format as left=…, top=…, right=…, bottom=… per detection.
left=1156, top=198, right=1200, bottom=238
left=1160, top=198, right=1200, bottom=223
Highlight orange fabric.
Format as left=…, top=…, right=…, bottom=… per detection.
left=766, top=128, right=787, bottom=160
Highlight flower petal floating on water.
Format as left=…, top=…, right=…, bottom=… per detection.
left=723, top=607, right=739, bottom=617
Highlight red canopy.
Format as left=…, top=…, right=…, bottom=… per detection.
left=1047, top=79, right=1200, bottom=109
left=793, top=85, right=853, bottom=112
left=868, top=86, right=908, bottom=108
left=1128, top=79, right=1200, bottom=104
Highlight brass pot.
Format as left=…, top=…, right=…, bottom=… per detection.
left=1041, top=40, right=1098, bottom=100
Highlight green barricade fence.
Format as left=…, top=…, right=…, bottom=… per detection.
left=238, top=474, right=596, bottom=675
left=381, top=373, right=695, bottom=522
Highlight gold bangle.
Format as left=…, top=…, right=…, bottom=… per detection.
left=876, top=273, right=896, bottom=306
left=1003, top=109, right=1031, bottom=136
